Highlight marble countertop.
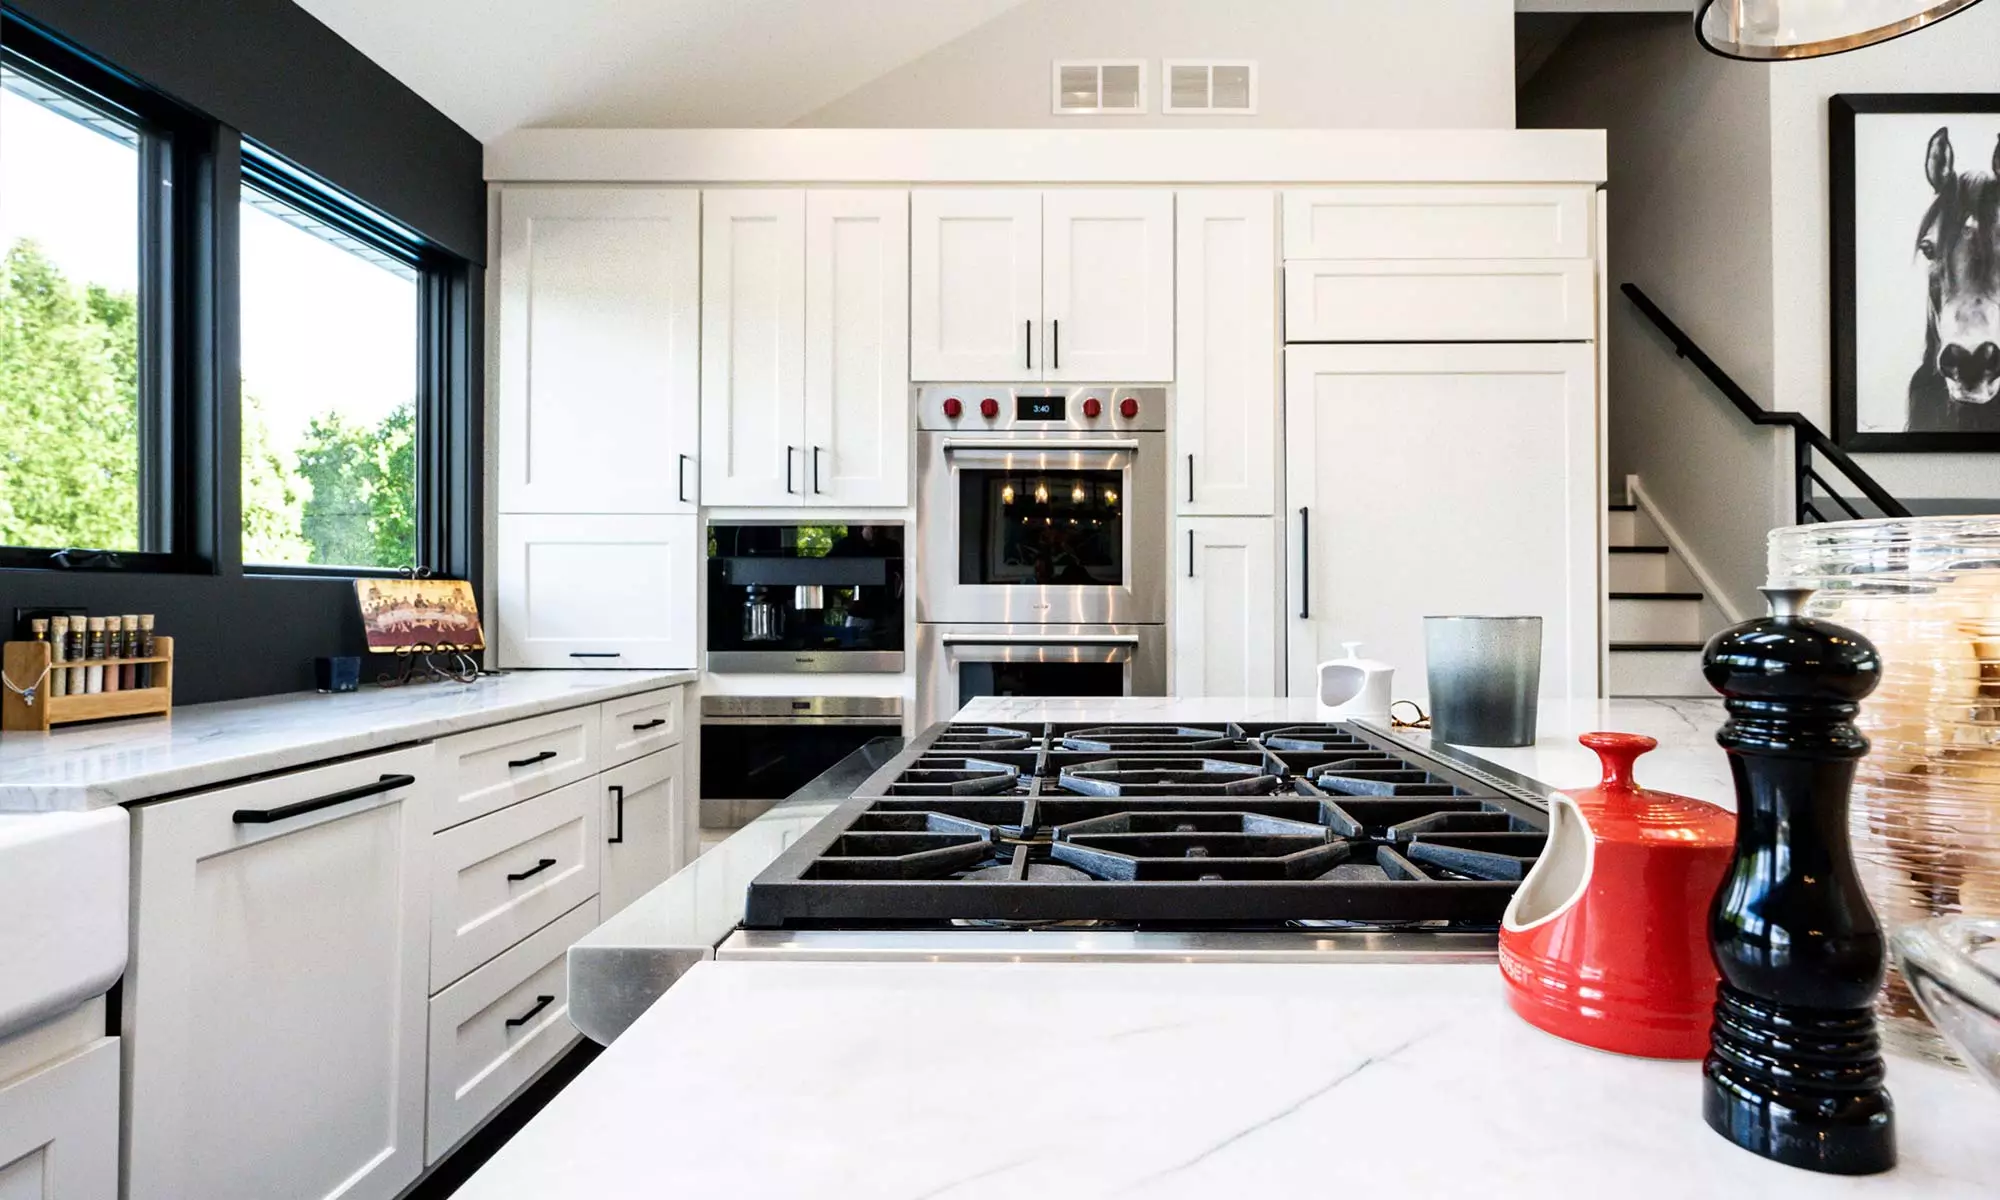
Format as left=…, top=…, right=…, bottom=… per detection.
left=0, top=669, right=697, bottom=811
left=461, top=960, right=1998, bottom=1198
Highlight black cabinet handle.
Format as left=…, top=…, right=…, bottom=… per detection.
left=1052, top=318, right=1060, bottom=370
left=1024, top=319, right=1032, bottom=370
left=678, top=454, right=691, bottom=504
left=507, top=857, right=557, bottom=882
left=507, top=750, right=557, bottom=769
left=1187, top=454, right=1195, bottom=503
left=505, top=994, right=555, bottom=1028
left=233, top=773, right=415, bottom=825
left=785, top=446, right=797, bottom=494
left=1188, top=529, right=1195, bottom=578
left=608, top=784, right=626, bottom=844
left=569, top=652, right=620, bottom=659
left=631, top=718, right=666, bottom=731
left=813, top=446, right=824, bottom=495
left=1298, top=506, right=1311, bottom=620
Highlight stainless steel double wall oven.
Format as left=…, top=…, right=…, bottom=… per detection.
left=914, top=385, right=1169, bottom=725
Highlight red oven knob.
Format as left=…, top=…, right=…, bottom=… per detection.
left=980, top=397, right=1001, bottom=419
left=1119, top=396, right=1140, bottom=419
left=1081, top=396, right=1102, bottom=419
left=942, top=396, right=963, bottom=419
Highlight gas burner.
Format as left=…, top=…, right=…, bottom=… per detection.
left=1058, top=725, right=1241, bottom=752
left=1257, top=725, right=1373, bottom=752
left=1307, top=759, right=1474, bottom=798
left=1057, top=757, right=1281, bottom=797
left=931, top=725, right=1039, bottom=752
left=883, top=757, right=1023, bottom=797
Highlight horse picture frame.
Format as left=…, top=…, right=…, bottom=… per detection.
left=1832, top=93, right=2000, bottom=452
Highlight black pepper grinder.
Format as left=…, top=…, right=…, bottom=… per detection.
left=1700, top=586, right=1893, bottom=1175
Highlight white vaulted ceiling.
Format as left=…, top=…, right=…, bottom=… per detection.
left=290, top=0, right=1028, bottom=140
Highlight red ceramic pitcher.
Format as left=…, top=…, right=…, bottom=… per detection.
left=1498, top=732, right=1736, bottom=1059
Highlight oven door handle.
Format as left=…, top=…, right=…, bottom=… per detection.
left=939, top=439, right=1139, bottom=468
left=939, top=634, right=1141, bottom=645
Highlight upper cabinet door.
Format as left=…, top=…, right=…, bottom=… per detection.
left=701, top=190, right=807, bottom=506
left=910, top=189, right=1041, bottom=381
left=497, top=187, right=698, bottom=514
left=1281, top=187, right=1593, bottom=260
left=496, top=514, right=700, bottom=670
left=804, top=190, right=910, bottom=508
left=1176, top=190, right=1276, bottom=516
left=1043, top=189, right=1174, bottom=383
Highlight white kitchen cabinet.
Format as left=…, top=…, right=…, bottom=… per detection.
left=1283, top=258, right=1595, bottom=343
left=429, top=778, right=600, bottom=991
left=497, top=186, right=699, bottom=514
left=805, top=190, right=910, bottom=507
left=599, top=686, right=686, bottom=770
left=496, top=514, right=700, bottom=669
left=431, top=705, right=600, bottom=832
left=1174, top=518, right=1279, bottom=696
left=1281, top=187, right=1593, bottom=261
left=1284, top=343, right=1597, bottom=705
left=599, top=745, right=687, bottom=920
left=1043, top=189, right=1174, bottom=382
left=124, top=749, right=432, bottom=1200
left=1175, top=190, right=1276, bottom=515
left=911, top=189, right=1041, bottom=381
left=0, top=1037, right=118, bottom=1200
left=700, top=189, right=806, bottom=506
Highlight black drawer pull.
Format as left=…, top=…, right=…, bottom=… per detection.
left=507, top=750, right=558, bottom=769
left=505, top=994, right=555, bottom=1028
left=608, top=785, right=626, bottom=844
left=631, top=718, right=667, bottom=731
left=233, top=773, right=415, bottom=825
left=569, top=652, right=620, bottom=659
left=506, top=857, right=557, bottom=882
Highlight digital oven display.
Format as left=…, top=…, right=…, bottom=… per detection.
left=1017, top=395, right=1065, bottom=421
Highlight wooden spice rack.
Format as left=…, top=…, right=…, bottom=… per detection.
left=1, top=637, right=174, bottom=731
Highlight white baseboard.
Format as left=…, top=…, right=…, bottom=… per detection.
left=1625, top=473, right=1747, bottom=625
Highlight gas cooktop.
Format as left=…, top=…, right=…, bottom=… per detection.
left=742, top=721, right=1548, bottom=930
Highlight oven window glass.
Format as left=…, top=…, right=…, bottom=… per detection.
left=701, top=724, right=903, bottom=800
left=957, top=662, right=1125, bottom=708
left=956, top=470, right=1124, bottom=587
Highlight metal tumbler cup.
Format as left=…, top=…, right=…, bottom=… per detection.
left=1424, top=615, right=1542, bottom=747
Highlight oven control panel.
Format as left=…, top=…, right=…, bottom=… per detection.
left=916, top=385, right=1167, bottom=433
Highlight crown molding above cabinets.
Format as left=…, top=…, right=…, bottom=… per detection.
left=483, top=128, right=1607, bottom=186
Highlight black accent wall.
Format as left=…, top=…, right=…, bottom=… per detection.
left=0, top=1, right=485, bottom=706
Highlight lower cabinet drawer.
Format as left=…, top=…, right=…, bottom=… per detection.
left=599, top=687, right=685, bottom=769
left=431, top=780, right=599, bottom=991
left=432, top=707, right=600, bottom=832
left=426, top=899, right=596, bottom=1162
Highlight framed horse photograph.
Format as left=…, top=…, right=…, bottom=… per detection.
left=1833, top=94, right=2000, bottom=451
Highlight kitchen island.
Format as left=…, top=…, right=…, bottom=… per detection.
left=459, top=697, right=1999, bottom=1198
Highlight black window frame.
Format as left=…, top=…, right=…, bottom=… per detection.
left=0, top=12, right=481, bottom=586
left=0, top=17, right=209, bottom=574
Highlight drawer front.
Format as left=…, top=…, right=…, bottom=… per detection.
left=1282, top=187, right=1592, bottom=260
left=599, top=687, right=686, bottom=769
left=432, top=707, right=600, bottom=832
left=430, top=780, right=599, bottom=991
left=426, top=899, right=595, bottom=1162
left=1284, top=260, right=1595, bottom=343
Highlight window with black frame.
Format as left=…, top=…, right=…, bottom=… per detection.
left=238, top=146, right=424, bottom=573
left=0, top=42, right=172, bottom=567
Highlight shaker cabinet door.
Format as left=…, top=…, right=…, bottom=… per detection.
left=1174, top=518, right=1279, bottom=697
left=1175, top=189, right=1276, bottom=515
left=600, top=745, right=687, bottom=921
left=910, top=189, right=1041, bottom=381
left=700, top=189, right=807, bottom=506
left=1043, top=189, right=1174, bottom=383
left=805, top=189, right=909, bottom=508
left=496, top=514, right=700, bottom=669
left=1284, top=343, right=1598, bottom=705
left=496, top=186, right=699, bottom=514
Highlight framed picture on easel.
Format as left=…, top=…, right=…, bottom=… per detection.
left=353, top=578, right=485, bottom=653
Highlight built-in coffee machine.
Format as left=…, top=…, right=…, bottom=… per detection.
left=706, top=524, right=905, bottom=674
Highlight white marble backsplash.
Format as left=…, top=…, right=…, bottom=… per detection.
left=0, top=669, right=696, bottom=811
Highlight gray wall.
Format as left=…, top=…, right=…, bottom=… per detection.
left=1522, top=15, right=1785, bottom=617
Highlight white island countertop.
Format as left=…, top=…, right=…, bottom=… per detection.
left=0, top=669, right=696, bottom=811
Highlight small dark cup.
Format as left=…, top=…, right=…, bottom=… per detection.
left=314, top=655, right=362, bottom=693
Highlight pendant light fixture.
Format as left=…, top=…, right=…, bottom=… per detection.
left=1695, top=0, right=1987, bottom=59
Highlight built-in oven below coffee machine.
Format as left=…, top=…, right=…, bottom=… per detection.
left=706, top=524, right=905, bottom=673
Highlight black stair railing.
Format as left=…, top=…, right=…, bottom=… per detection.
left=1622, top=283, right=1910, bottom=525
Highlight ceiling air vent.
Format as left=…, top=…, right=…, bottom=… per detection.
left=1162, top=60, right=1258, bottom=115
left=1052, top=60, right=1146, bottom=115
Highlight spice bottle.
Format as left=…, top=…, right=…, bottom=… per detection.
left=85, top=617, right=106, bottom=694
left=48, top=616, right=67, bottom=699
left=120, top=615, right=138, bottom=689
left=102, top=617, right=120, bottom=693
left=136, top=615, right=155, bottom=688
left=66, top=620, right=86, bottom=695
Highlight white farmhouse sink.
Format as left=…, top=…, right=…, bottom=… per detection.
left=0, top=807, right=128, bottom=1039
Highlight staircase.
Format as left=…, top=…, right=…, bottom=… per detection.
left=1606, top=502, right=1709, bottom=696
